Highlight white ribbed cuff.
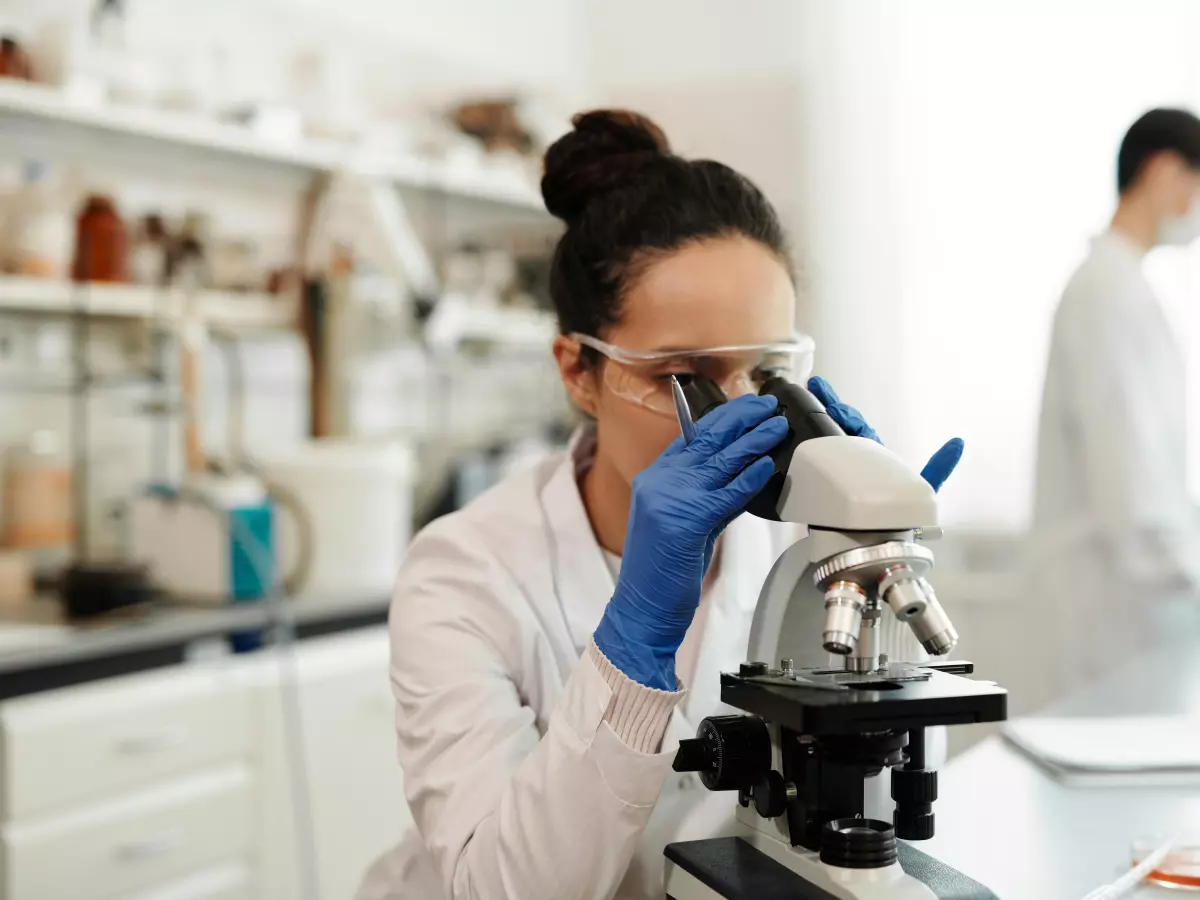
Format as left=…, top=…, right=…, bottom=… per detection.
left=588, top=641, right=684, bottom=754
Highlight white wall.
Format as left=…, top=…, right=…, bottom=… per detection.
left=585, top=1, right=807, bottom=243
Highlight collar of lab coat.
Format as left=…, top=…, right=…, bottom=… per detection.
left=538, top=427, right=786, bottom=668
left=539, top=427, right=618, bottom=656
left=1096, top=228, right=1148, bottom=267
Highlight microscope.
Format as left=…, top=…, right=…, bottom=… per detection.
left=665, top=378, right=1006, bottom=900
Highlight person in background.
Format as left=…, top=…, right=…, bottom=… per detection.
left=358, top=110, right=962, bottom=900
left=1032, top=107, right=1200, bottom=700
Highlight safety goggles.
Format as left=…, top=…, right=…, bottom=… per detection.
left=570, top=332, right=815, bottom=418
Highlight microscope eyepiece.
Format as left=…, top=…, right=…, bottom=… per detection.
left=746, top=377, right=845, bottom=521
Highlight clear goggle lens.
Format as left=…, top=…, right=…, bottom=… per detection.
left=571, top=333, right=814, bottom=418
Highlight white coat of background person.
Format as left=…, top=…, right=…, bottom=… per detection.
left=1032, top=107, right=1200, bottom=707
left=357, top=110, right=961, bottom=900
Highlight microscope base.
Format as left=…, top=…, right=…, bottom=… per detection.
left=664, top=837, right=997, bottom=900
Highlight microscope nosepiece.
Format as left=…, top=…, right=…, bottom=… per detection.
left=823, top=581, right=867, bottom=655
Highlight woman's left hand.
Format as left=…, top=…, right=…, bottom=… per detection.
left=807, top=376, right=964, bottom=492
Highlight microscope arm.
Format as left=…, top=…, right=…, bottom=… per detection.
left=747, top=537, right=827, bottom=672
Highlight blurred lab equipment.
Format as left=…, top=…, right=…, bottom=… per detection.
left=1079, top=836, right=1179, bottom=900
left=211, top=239, right=261, bottom=292
left=166, top=211, right=212, bottom=291
left=453, top=100, right=534, bottom=154
left=58, top=558, right=154, bottom=618
left=1003, top=716, right=1200, bottom=786
left=1, top=161, right=73, bottom=279
left=92, top=0, right=158, bottom=109
left=0, top=549, right=33, bottom=610
left=666, top=378, right=1003, bottom=899
left=417, top=429, right=565, bottom=528
left=0, top=36, right=33, bottom=81
left=1128, top=839, right=1199, bottom=892
left=128, top=213, right=170, bottom=286
left=129, top=473, right=275, bottom=605
left=71, top=194, right=127, bottom=283
left=255, top=441, right=413, bottom=600
left=1, top=431, right=72, bottom=578
left=289, top=49, right=365, bottom=141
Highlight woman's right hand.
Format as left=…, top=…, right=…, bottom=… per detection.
left=593, top=394, right=789, bottom=690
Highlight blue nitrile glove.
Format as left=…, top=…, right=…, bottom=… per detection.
left=593, top=395, right=789, bottom=690
left=807, top=376, right=964, bottom=492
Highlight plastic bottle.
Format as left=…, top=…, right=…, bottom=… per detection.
left=10, top=161, right=73, bottom=280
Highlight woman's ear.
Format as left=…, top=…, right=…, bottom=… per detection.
left=553, top=335, right=599, bottom=417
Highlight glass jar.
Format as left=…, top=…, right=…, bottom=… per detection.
left=72, top=195, right=128, bottom=283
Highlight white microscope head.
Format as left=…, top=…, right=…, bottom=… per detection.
left=777, top=435, right=938, bottom=532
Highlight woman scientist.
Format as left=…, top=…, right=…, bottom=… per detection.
left=358, top=110, right=962, bottom=900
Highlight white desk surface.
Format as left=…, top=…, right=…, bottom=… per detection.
left=926, top=642, right=1200, bottom=899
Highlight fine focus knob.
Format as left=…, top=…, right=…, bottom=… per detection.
left=892, top=768, right=938, bottom=840
left=671, top=715, right=770, bottom=792
left=819, top=819, right=898, bottom=870
left=752, top=770, right=791, bottom=819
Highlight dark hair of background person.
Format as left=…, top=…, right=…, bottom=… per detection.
left=1117, top=107, right=1200, bottom=194
left=541, top=109, right=793, bottom=354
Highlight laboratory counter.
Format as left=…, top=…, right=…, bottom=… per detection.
left=0, top=593, right=390, bottom=701
left=927, top=638, right=1200, bottom=899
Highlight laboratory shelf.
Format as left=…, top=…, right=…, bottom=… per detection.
left=424, top=302, right=559, bottom=353
left=0, top=276, right=297, bottom=330
left=0, top=80, right=545, bottom=210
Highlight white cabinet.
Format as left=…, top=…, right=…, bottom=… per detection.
left=0, top=666, right=252, bottom=820
left=3, top=768, right=251, bottom=900
left=251, top=628, right=412, bottom=900
left=0, top=624, right=411, bottom=900
left=123, top=862, right=252, bottom=900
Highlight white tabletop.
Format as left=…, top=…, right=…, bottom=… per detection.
left=925, top=640, right=1200, bottom=899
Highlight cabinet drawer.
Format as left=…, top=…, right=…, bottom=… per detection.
left=122, top=860, right=251, bottom=900
left=3, top=766, right=251, bottom=900
left=1, top=662, right=251, bottom=819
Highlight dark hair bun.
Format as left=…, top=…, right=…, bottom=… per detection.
left=541, top=109, right=672, bottom=224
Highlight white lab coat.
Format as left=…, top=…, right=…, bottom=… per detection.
left=357, top=428, right=926, bottom=900
left=1030, top=230, right=1200, bottom=701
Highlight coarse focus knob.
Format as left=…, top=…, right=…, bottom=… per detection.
left=892, top=767, right=937, bottom=840
left=671, top=715, right=771, bottom=792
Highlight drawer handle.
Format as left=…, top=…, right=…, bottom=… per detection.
left=115, top=827, right=186, bottom=863
left=114, top=726, right=186, bottom=756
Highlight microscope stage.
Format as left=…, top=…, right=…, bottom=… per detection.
left=720, top=664, right=1006, bottom=735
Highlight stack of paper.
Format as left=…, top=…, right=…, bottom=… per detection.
left=1003, top=716, right=1200, bottom=786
